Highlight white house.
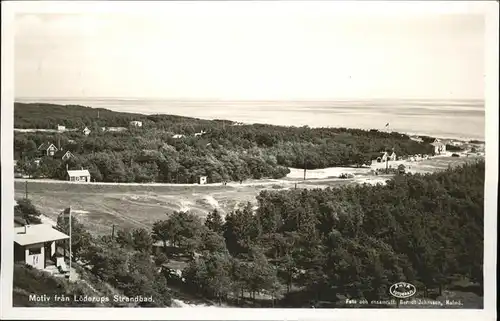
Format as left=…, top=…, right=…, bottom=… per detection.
left=130, top=120, right=143, bottom=127
left=194, top=130, right=207, bottom=137
left=57, top=124, right=66, bottom=132
left=172, top=134, right=185, bottom=139
left=199, top=176, right=207, bottom=185
left=67, top=169, right=91, bottom=182
left=37, top=142, right=58, bottom=157
left=14, top=224, right=69, bottom=270
left=377, top=151, right=396, bottom=163
left=431, top=139, right=446, bottom=155
left=448, top=140, right=462, bottom=146
left=83, top=127, right=91, bottom=136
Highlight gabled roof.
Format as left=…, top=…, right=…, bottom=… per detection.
left=54, top=150, right=74, bottom=159
left=67, top=169, right=90, bottom=177
left=14, top=224, right=69, bottom=246
left=38, top=142, right=58, bottom=151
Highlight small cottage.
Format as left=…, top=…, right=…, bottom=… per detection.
left=199, top=176, right=208, bottom=185
left=431, top=139, right=446, bottom=155
left=14, top=224, right=69, bottom=270
left=194, top=130, right=207, bottom=137
left=57, top=124, right=66, bottom=132
left=376, top=151, right=396, bottom=163
left=37, top=142, right=59, bottom=157
left=83, top=127, right=91, bottom=136
left=130, top=121, right=143, bottom=127
left=54, top=150, right=75, bottom=161
left=67, top=169, right=91, bottom=182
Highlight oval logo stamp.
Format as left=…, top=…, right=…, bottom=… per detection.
left=389, top=282, right=417, bottom=299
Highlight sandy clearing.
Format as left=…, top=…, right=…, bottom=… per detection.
left=202, top=195, right=220, bottom=209
left=40, top=214, right=58, bottom=226
left=287, top=167, right=370, bottom=179
left=70, top=210, right=90, bottom=214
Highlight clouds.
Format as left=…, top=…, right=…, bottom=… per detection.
left=14, top=7, right=485, bottom=100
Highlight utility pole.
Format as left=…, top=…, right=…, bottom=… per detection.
left=303, top=155, right=307, bottom=181
left=69, top=206, right=72, bottom=281
left=385, top=156, right=389, bottom=174
left=25, top=181, right=28, bottom=199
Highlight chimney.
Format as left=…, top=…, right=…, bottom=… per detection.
left=81, top=167, right=84, bottom=170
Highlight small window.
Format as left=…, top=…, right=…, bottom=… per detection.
left=29, top=247, right=42, bottom=255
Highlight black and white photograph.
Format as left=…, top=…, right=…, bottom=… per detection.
left=1, top=1, right=498, bottom=320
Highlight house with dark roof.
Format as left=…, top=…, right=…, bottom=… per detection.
left=54, top=150, right=75, bottom=161
left=37, top=142, right=58, bottom=157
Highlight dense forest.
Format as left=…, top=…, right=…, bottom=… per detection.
left=14, top=161, right=484, bottom=308
left=14, top=102, right=435, bottom=183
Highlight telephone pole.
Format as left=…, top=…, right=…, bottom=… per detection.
left=25, top=181, right=28, bottom=199
left=68, top=206, right=72, bottom=281
left=303, top=155, right=307, bottom=181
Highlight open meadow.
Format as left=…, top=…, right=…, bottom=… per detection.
left=14, top=154, right=482, bottom=236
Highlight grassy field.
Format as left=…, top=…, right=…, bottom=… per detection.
left=15, top=182, right=264, bottom=235
left=14, top=155, right=482, bottom=236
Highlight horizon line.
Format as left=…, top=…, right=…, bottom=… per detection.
left=15, top=97, right=485, bottom=102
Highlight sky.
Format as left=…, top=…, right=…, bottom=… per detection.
left=14, top=4, right=485, bottom=100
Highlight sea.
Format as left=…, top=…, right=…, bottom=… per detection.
left=15, top=98, right=485, bottom=141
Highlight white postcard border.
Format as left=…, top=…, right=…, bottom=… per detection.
left=1, top=1, right=498, bottom=321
